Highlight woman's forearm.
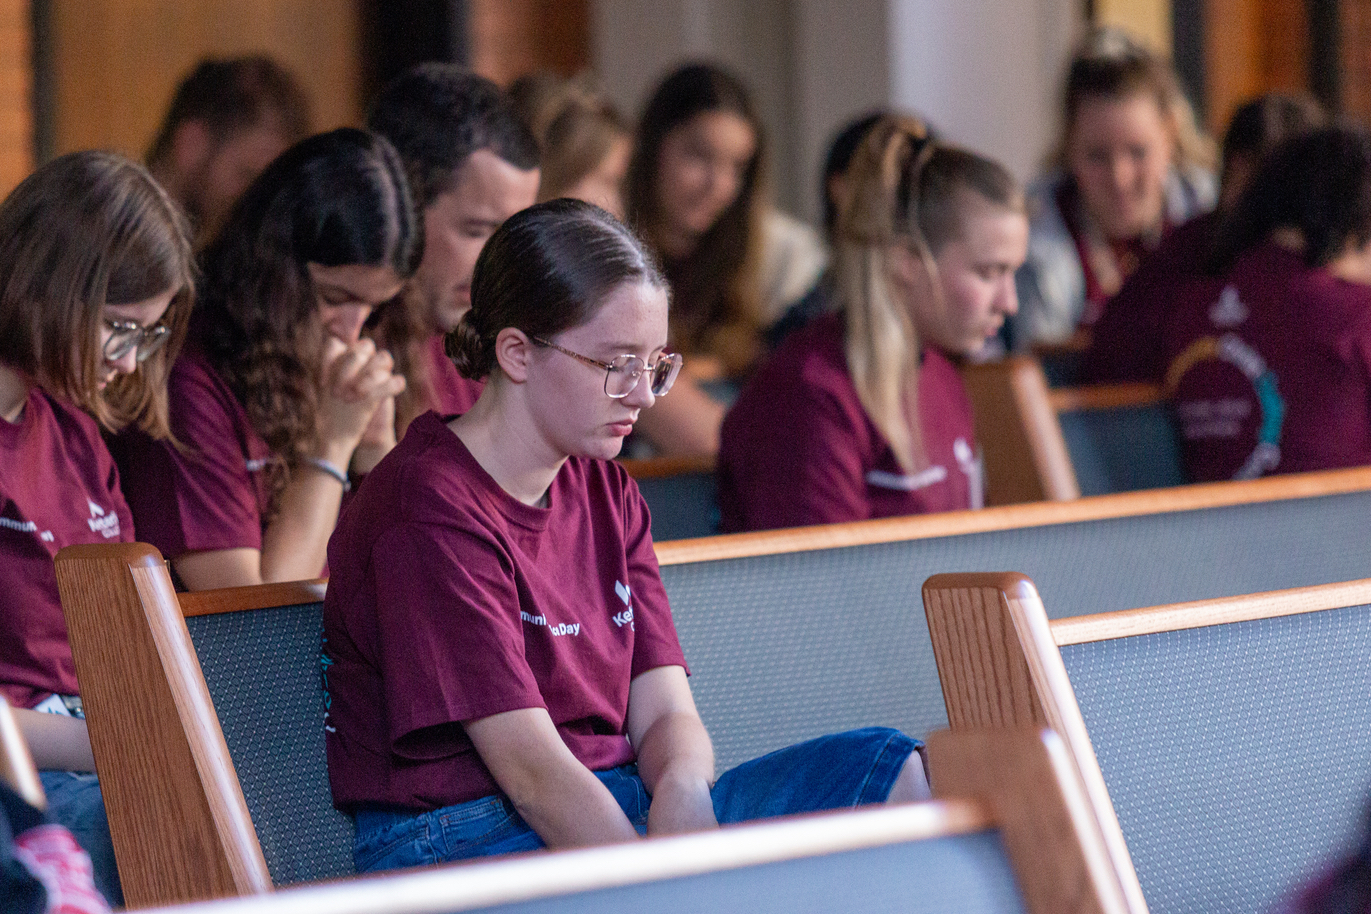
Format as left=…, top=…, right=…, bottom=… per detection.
left=258, top=455, right=351, bottom=583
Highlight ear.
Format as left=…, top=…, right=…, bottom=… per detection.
left=169, top=120, right=214, bottom=174
left=886, top=242, right=926, bottom=292
left=493, top=327, right=535, bottom=384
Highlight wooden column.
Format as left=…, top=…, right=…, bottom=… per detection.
left=0, top=0, right=33, bottom=197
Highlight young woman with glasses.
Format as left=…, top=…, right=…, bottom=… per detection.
left=0, top=150, right=195, bottom=905
left=718, top=117, right=1028, bottom=532
left=111, top=128, right=419, bottom=591
left=323, top=198, right=927, bottom=871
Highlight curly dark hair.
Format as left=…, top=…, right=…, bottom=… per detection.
left=197, top=127, right=420, bottom=504
left=1213, top=125, right=1371, bottom=271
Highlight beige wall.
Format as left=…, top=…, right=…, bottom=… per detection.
left=48, top=0, right=364, bottom=161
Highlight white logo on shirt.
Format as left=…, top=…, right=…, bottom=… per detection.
left=612, top=580, right=635, bottom=630
left=86, top=499, right=120, bottom=539
left=953, top=438, right=985, bottom=510
left=1209, top=285, right=1248, bottom=328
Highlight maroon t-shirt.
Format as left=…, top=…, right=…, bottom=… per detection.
left=110, top=344, right=273, bottom=560
left=717, top=312, right=983, bottom=533
left=323, top=411, right=687, bottom=812
left=1163, top=242, right=1371, bottom=481
left=424, top=334, right=484, bottom=416
left=0, top=385, right=134, bottom=708
left=1084, top=212, right=1223, bottom=384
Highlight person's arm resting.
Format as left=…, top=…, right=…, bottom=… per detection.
left=626, top=665, right=718, bottom=836
left=13, top=707, right=95, bottom=772
left=464, top=707, right=640, bottom=849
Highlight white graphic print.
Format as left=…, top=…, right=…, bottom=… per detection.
left=519, top=609, right=580, bottom=637
left=612, top=580, right=634, bottom=630
left=953, top=438, right=986, bottom=509
left=1208, top=285, right=1249, bottom=329
left=865, top=465, right=947, bottom=492
left=86, top=499, right=120, bottom=539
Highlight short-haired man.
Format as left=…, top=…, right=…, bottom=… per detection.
left=146, top=55, right=311, bottom=244
left=368, top=64, right=541, bottom=433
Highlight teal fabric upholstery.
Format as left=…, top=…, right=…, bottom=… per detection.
left=186, top=602, right=349, bottom=887
left=465, top=832, right=1026, bottom=914
left=1060, top=605, right=1371, bottom=914
left=663, top=489, right=1371, bottom=771
left=1059, top=402, right=1186, bottom=495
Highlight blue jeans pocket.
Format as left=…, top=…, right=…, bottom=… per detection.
left=353, top=812, right=437, bottom=874
left=436, top=796, right=542, bottom=858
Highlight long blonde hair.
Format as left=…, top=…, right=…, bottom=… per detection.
left=837, top=116, right=1022, bottom=472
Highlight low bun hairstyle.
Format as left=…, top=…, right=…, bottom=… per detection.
left=447, top=198, right=666, bottom=379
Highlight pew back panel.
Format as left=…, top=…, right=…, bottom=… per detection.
left=1050, top=384, right=1185, bottom=496
left=622, top=456, right=718, bottom=542
left=924, top=572, right=1371, bottom=914
left=660, top=473, right=1371, bottom=771
left=184, top=597, right=348, bottom=889
left=1060, top=602, right=1371, bottom=914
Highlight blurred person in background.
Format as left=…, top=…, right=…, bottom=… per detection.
left=145, top=55, right=311, bottom=246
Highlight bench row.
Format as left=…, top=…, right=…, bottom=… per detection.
left=54, top=464, right=1371, bottom=910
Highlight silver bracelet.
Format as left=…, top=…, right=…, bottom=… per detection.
left=303, top=457, right=352, bottom=492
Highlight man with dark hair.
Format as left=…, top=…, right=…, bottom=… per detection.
left=146, top=55, right=312, bottom=244
left=368, top=63, right=540, bottom=429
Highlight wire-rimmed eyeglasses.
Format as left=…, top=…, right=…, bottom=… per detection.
left=531, top=336, right=683, bottom=399
left=103, top=319, right=170, bottom=363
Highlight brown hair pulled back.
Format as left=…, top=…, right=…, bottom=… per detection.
left=447, top=198, right=664, bottom=378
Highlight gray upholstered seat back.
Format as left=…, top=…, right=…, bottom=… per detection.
left=186, top=602, right=351, bottom=887
left=1059, top=402, right=1186, bottom=495
left=463, top=831, right=1027, bottom=914
left=1059, top=605, right=1371, bottom=914
left=636, top=471, right=718, bottom=541
left=663, top=490, right=1371, bottom=771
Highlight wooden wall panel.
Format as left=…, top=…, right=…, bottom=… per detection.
left=0, top=0, right=33, bottom=197
left=1341, top=0, right=1371, bottom=121
left=1203, top=0, right=1310, bottom=137
left=467, top=0, right=589, bottom=87
left=48, top=0, right=364, bottom=161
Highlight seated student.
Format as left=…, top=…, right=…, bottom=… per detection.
left=1083, top=93, right=1325, bottom=383
left=1160, top=125, right=1371, bottom=481
left=1012, top=27, right=1215, bottom=352
left=509, top=71, right=632, bottom=219
left=111, top=129, right=418, bottom=590
left=625, top=63, right=825, bottom=456
left=0, top=151, right=195, bottom=904
left=323, top=199, right=927, bottom=871
left=145, top=55, right=311, bottom=246
left=368, top=64, right=541, bottom=437
left=717, top=118, right=1027, bottom=532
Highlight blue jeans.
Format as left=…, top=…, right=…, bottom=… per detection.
left=39, top=771, right=121, bottom=907
left=353, top=727, right=919, bottom=873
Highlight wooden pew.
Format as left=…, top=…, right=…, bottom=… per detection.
left=130, top=729, right=1134, bottom=914
left=1048, top=383, right=1184, bottom=496
left=657, top=466, right=1371, bottom=772
left=922, top=573, right=1371, bottom=914
left=54, top=542, right=329, bottom=907
left=621, top=455, right=717, bottom=541
left=963, top=357, right=1183, bottom=505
